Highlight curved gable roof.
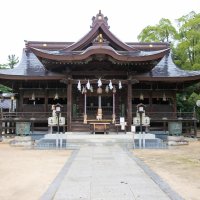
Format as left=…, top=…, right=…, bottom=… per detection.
left=1, top=11, right=200, bottom=84
left=62, top=11, right=135, bottom=52
left=30, top=46, right=169, bottom=62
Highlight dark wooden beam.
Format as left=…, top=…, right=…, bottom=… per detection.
left=71, top=71, right=127, bottom=76
left=18, top=83, right=24, bottom=112
left=45, top=89, right=48, bottom=112
left=67, top=80, right=72, bottom=131
left=127, top=80, right=132, bottom=131
left=69, top=79, right=138, bottom=85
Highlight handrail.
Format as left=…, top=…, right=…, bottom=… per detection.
left=0, top=111, right=196, bottom=120
left=0, top=112, right=68, bottom=119
left=145, top=112, right=195, bottom=120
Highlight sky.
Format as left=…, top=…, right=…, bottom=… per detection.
left=0, top=0, right=200, bottom=64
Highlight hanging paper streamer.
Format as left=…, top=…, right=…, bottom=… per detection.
left=97, top=78, right=102, bottom=87
left=119, top=81, right=122, bottom=89
left=77, top=80, right=81, bottom=91
left=86, top=80, right=90, bottom=90
left=109, top=80, right=113, bottom=90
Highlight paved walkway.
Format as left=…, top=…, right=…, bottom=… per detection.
left=41, top=142, right=182, bottom=200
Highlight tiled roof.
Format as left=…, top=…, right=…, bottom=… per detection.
left=0, top=48, right=200, bottom=80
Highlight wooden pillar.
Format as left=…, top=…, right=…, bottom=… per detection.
left=127, top=80, right=132, bottom=131
left=149, top=91, right=153, bottom=113
left=19, top=90, right=24, bottom=112
left=45, top=89, right=48, bottom=112
left=67, top=80, right=72, bottom=131
left=5, top=122, right=7, bottom=134
left=173, top=92, right=177, bottom=113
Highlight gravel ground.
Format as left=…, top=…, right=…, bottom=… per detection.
left=133, top=140, right=200, bottom=200
left=0, top=143, right=71, bottom=200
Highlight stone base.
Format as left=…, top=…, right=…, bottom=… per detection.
left=10, top=136, right=33, bottom=146
left=167, top=136, right=189, bottom=146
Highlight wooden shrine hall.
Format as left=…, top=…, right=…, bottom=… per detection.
left=0, top=11, right=200, bottom=135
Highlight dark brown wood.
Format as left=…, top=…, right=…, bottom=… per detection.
left=45, top=89, right=48, bottom=112
left=71, top=71, right=127, bottom=76
left=89, top=122, right=110, bottom=134
left=0, top=120, right=2, bottom=134
left=173, top=92, right=177, bottom=113
left=19, top=90, right=24, bottom=112
left=30, top=46, right=168, bottom=63
left=149, top=91, right=153, bottom=112
left=127, top=81, right=132, bottom=130
left=67, top=80, right=72, bottom=131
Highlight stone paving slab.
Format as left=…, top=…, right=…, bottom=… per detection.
left=52, top=144, right=171, bottom=200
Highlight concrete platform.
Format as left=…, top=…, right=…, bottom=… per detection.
left=40, top=142, right=182, bottom=200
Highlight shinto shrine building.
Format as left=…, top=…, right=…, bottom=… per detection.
left=0, top=11, right=200, bottom=135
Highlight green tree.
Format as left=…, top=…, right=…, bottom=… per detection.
left=0, top=84, right=12, bottom=93
left=0, top=64, right=9, bottom=69
left=137, top=11, right=200, bottom=70
left=175, top=11, right=200, bottom=70
left=7, top=54, right=19, bottom=69
left=137, top=18, right=178, bottom=43
left=0, top=55, right=16, bottom=92
left=137, top=11, right=200, bottom=118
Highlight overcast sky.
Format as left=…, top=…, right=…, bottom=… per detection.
left=0, top=0, right=200, bottom=64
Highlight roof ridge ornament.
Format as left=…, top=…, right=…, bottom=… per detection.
left=92, top=33, right=109, bottom=46
left=90, top=10, right=110, bottom=29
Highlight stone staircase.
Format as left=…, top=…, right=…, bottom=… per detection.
left=35, top=133, right=134, bottom=149
left=34, top=133, right=167, bottom=149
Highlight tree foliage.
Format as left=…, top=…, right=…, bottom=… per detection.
left=137, top=18, right=178, bottom=43
left=138, top=11, right=200, bottom=70
left=138, top=11, right=200, bottom=114
left=0, top=84, right=12, bottom=93
left=0, top=54, right=18, bottom=93
left=175, top=12, right=200, bottom=70
left=7, top=54, right=19, bottom=69
left=0, top=64, right=9, bottom=69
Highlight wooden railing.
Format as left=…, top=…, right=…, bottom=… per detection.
left=145, top=112, right=195, bottom=120
left=0, top=111, right=196, bottom=121
left=86, top=106, right=113, bottom=113
left=0, top=112, right=68, bottom=120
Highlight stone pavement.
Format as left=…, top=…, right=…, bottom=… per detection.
left=40, top=138, right=183, bottom=200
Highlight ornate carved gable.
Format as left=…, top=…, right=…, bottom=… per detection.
left=63, top=11, right=136, bottom=52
